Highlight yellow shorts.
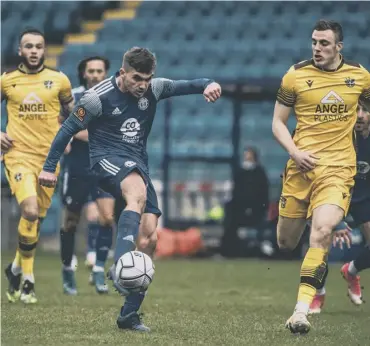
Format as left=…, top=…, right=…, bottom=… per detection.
left=279, top=160, right=355, bottom=219
left=4, top=158, right=60, bottom=218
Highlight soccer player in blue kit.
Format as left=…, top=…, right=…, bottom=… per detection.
left=309, top=102, right=370, bottom=313
left=39, top=47, right=222, bottom=331
left=60, top=56, right=115, bottom=295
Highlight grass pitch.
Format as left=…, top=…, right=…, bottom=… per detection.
left=2, top=252, right=369, bottom=346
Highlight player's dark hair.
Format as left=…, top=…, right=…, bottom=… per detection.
left=19, top=28, right=45, bottom=42
left=123, top=47, right=156, bottom=74
left=77, top=56, right=110, bottom=86
left=313, top=20, right=343, bottom=43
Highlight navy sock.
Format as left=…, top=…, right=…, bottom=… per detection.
left=60, top=227, right=76, bottom=268
left=317, top=264, right=329, bottom=290
left=121, top=292, right=146, bottom=316
left=95, top=226, right=113, bottom=268
left=114, top=210, right=141, bottom=263
left=87, top=222, right=100, bottom=253
left=353, top=246, right=370, bottom=273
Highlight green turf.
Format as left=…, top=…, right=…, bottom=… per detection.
left=2, top=253, right=369, bottom=346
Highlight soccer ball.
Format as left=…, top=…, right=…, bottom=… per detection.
left=115, top=251, right=155, bottom=293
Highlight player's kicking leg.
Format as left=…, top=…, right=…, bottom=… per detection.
left=116, top=212, right=158, bottom=332
left=341, top=219, right=370, bottom=305
left=91, top=193, right=114, bottom=294
left=107, top=171, right=148, bottom=331
left=287, top=204, right=343, bottom=334
left=106, top=170, right=160, bottom=332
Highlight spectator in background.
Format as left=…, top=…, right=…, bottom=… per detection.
left=220, top=147, right=269, bottom=257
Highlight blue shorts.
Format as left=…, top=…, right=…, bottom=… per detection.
left=349, top=198, right=370, bottom=226
left=61, top=170, right=112, bottom=213
left=92, top=157, right=161, bottom=217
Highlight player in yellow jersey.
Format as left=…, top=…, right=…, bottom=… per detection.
left=272, top=20, right=370, bottom=334
left=1, top=29, right=73, bottom=304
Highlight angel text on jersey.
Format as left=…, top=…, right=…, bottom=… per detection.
left=18, top=92, right=47, bottom=120
left=314, top=90, right=349, bottom=122
left=120, top=118, right=141, bottom=143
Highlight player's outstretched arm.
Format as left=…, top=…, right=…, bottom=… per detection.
left=151, top=78, right=221, bottom=102
left=39, top=89, right=102, bottom=186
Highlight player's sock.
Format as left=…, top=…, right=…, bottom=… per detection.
left=114, top=210, right=141, bottom=263
left=94, top=226, right=113, bottom=269
left=11, top=249, right=22, bottom=276
left=121, top=291, right=146, bottom=316
left=352, top=246, right=370, bottom=274
left=60, top=227, right=76, bottom=270
left=295, top=248, right=328, bottom=314
left=87, top=222, right=100, bottom=253
left=316, top=264, right=328, bottom=295
left=18, top=217, right=38, bottom=284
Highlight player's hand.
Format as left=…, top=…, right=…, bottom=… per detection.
left=39, top=170, right=57, bottom=187
left=1, top=132, right=14, bottom=153
left=204, top=82, right=222, bottom=103
left=332, top=223, right=352, bottom=250
left=290, top=150, right=318, bottom=172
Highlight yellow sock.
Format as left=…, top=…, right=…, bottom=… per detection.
left=295, top=248, right=328, bottom=314
left=18, top=217, right=38, bottom=284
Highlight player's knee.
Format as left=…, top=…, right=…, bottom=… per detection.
left=63, top=212, right=79, bottom=232
left=138, top=232, right=157, bottom=257
left=85, top=204, right=99, bottom=223
left=127, top=191, right=147, bottom=213
left=99, top=212, right=115, bottom=227
left=86, top=210, right=99, bottom=223
left=277, top=225, right=297, bottom=251
left=277, top=231, right=298, bottom=251
left=21, top=203, right=39, bottom=222
left=310, top=224, right=332, bottom=248
left=277, top=237, right=296, bottom=251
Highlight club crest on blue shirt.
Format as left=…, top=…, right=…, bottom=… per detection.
left=138, top=97, right=149, bottom=110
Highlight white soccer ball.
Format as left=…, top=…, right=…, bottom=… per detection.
left=115, top=251, right=155, bottom=293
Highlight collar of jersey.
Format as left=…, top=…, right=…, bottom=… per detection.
left=311, top=54, right=344, bottom=72
left=112, top=71, right=132, bottom=96
left=17, top=63, right=45, bottom=75
left=112, top=72, right=122, bottom=92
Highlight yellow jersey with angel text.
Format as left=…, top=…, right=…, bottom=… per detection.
left=277, top=58, right=370, bottom=166
left=1, top=64, right=73, bottom=165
